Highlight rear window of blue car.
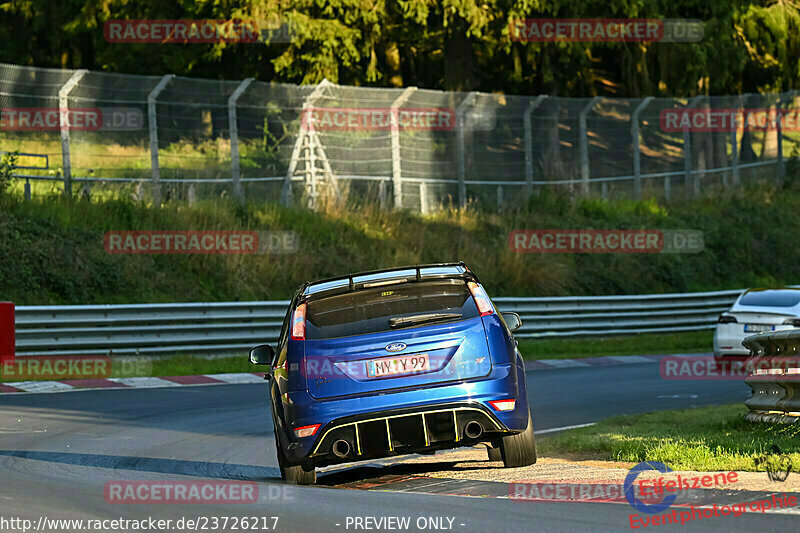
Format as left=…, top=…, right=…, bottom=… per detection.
left=304, top=280, right=479, bottom=340
left=739, top=290, right=800, bottom=308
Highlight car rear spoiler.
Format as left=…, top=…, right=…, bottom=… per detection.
left=300, top=262, right=481, bottom=300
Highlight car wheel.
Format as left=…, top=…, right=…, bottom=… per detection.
left=499, top=412, right=537, bottom=468
left=273, top=429, right=288, bottom=480
left=486, top=445, right=502, bottom=462
left=274, top=424, right=317, bottom=485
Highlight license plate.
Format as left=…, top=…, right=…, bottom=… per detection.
left=367, top=353, right=430, bottom=378
left=744, top=324, right=775, bottom=333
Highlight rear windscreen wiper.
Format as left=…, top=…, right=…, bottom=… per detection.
left=389, top=312, right=462, bottom=329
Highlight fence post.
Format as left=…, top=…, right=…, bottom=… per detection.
left=228, top=77, right=254, bottom=204
left=390, top=87, right=417, bottom=209
left=631, top=96, right=654, bottom=200
left=524, top=95, right=548, bottom=198
left=58, top=69, right=88, bottom=197
left=579, top=97, right=601, bottom=196
left=777, top=90, right=795, bottom=181
left=497, top=184, right=504, bottom=212
left=457, top=92, right=478, bottom=209
left=419, top=181, right=428, bottom=214
left=683, top=95, right=703, bottom=196
left=378, top=180, right=387, bottom=209
left=731, top=95, right=742, bottom=185
left=148, top=74, right=174, bottom=208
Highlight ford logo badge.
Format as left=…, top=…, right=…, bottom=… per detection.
left=385, top=342, right=406, bottom=352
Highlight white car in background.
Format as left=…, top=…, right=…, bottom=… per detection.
left=714, top=288, right=800, bottom=357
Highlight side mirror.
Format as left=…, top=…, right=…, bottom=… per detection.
left=249, top=344, right=275, bottom=366
left=501, top=312, right=522, bottom=332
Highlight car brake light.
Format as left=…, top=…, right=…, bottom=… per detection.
left=293, top=423, right=320, bottom=438
left=718, top=314, right=737, bottom=324
left=468, top=282, right=493, bottom=317
left=291, top=303, right=307, bottom=340
left=489, top=399, right=516, bottom=411
left=783, top=318, right=800, bottom=327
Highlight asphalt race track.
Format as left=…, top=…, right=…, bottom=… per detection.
left=1, top=361, right=796, bottom=533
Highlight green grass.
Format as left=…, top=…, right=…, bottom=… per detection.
left=517, top=330, right=711, bottom=359
left=539, top=404, right=800, bottom=472
left=147, top=354, right=254, bottom=376
left=3, top=181, right=800, bottom=305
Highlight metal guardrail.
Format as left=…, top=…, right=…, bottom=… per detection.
left=743, top=330, right=800, bottom=423
left=496, top=288, right=741, bottom=338
left=15, top=301, right=290, bottom=357
left=13, top=288, right=744, bottom=357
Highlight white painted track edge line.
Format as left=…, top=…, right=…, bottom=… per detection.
left=537, top=423, right=597, bottom=434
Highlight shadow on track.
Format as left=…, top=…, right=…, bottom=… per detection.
left=0, top=450, right=281, bottom=481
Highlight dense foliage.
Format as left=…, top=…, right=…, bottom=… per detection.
left=0, top=1, right=798, bottom=96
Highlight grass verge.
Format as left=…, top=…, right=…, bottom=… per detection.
left=517, top=330, right=710, bottom=359
left=3, top=181, right=800, bottom=305
left=146, top=354, right=254, bottom=376
left=538, top=404, right=800, bottom=472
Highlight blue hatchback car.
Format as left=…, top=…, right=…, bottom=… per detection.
left=249, top=262, right=536, bottom=484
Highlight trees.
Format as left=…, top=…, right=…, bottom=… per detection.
left=0, top=0, right=796, bottom=97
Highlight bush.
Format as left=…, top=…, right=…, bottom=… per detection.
left=0, top=151, right=18, bottom=196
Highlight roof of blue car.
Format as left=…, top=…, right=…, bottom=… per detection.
left=302, top=263, right=470, bottom=298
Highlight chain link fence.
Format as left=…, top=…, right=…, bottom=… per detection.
left=1, top=62, right=798, bottom=211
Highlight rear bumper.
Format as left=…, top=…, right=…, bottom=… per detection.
left=303, top=402, right=506, bottom=467
left=714, top=324, right=796, bottom=357
left=281, top=363, right=528, bottom=465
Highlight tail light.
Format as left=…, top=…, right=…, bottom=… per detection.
left=290, top=303, right=307, bottom=340
left=468, top=282, right=494, bottom=317
left=293, top=423, right=320, bottom=438
left=489, top=399, right=516, bottom=411
left=718, top=314, right=737, bottom=324
left=783, top=318, right=800, bottom=327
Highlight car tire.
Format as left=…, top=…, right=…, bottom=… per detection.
left=274, top=424, right=317, bottom=485
left=486, top=445, right=502, bottom=462
left=499, top=412, right=537, bottom=468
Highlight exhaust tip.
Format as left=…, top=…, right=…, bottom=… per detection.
left=332, top=439, right=351, bottom=458
left=464, top=421, right=483, bottom=439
